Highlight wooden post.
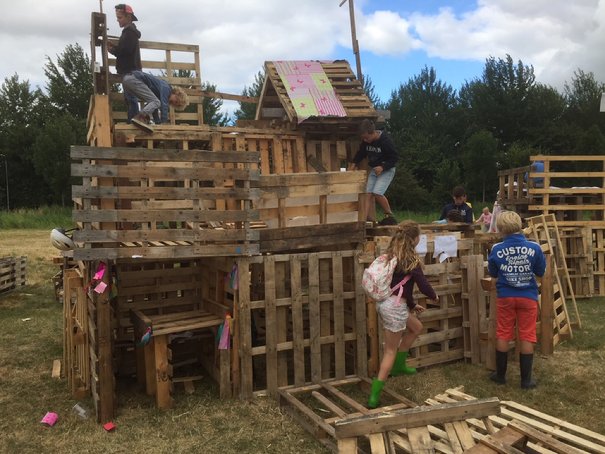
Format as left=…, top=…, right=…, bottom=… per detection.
left=540, top=255, right=555, bottom=355
left=96, top=261, right=114, bottom=422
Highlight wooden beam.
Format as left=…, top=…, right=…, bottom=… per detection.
left=200, top=90, right=259, bottom=104
left=334, top=397, right=500, bottom=439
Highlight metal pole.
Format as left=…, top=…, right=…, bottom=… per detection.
left=340, top=0, right=363, bottom=83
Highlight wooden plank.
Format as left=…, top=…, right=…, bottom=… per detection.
left=264, top=256, right=278, bottom=397
left=368, top=433, right=388, bottom=454
left=238, top=257, right=253, bottom=399
left=337, top=438, right=357, bottom=454
left=507, top=420, right=585, bottom=454
left=96, top=261, right=114, bottom=422
left=334, top=398, right=500, bottom=439
left=309, top=253, right=322, bottom=383
left=51, top=359, right=61, bottom=379
left=407, top=427, right=435, bottom=453
left=153, top=334, right=173, bottom=409
left=333, top=253, right=346, bottom=379
left=290, top=256, right=305, bottom=386
left=71, top=146, right=260, bottom=163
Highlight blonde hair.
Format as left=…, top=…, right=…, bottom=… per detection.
left=496, top=210, right=522, bottom=235
left=386, top=220, right=421, bottom=273
left=171, top=87, right=189, bottom=110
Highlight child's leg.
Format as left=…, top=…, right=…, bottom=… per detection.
left=377, top=329, right=403, bottom=381
left=390, top=314, right=422, bottom=376
left=398, top=314, right=423, bottom=351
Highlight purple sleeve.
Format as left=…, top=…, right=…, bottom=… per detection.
left=411, top=266, right=437, bottom=300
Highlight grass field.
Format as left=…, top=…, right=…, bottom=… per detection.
left=1, top=228, right=604, bottom=453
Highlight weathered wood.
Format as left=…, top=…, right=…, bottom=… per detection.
left=334, top=398, right=500, bottom=439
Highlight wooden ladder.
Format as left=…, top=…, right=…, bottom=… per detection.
left=526, top=214, right=582, bottom=330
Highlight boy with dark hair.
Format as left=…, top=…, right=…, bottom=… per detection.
left=349, top=119, right=399, bottom=226
left=439, top=185, right=473, bottom=224
left=487, top=210, right=546, bottom=389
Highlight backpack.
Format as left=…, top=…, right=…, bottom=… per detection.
left=362, top=254, right=411, bottom=304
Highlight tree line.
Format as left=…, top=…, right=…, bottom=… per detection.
left=0, top=44, right=603, bottom=212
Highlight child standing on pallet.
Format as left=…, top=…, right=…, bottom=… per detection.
left=487, top=211, right=546, bottom=389
left=367, top=221, right=439, bottom=408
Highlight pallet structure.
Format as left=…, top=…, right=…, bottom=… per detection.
left=280, top=382, right=605, bottom=453
left=56, top=13, right=598, bottom=441
left=0, top=256, right=26, bottom=295
left=498, top=155, right=605, bottom=297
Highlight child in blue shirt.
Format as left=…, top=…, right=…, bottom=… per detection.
left=487, top=210, right=546, bottom=389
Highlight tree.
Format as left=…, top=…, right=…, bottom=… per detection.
left=0, top=74, right=49, bottom=208
left=459, top=55, right=536, bottom=147
left=202, top=81, right=230, bottom=126
left=563, top=69, right=605, bottom=133
left=363, top=75, right=382, bottom=109
left=386, top=66, right=462, bottom=200
left=462, top=130, right=499, bottom=202
left=32, top=114, right=84, bottom=206
left=234, top=70, right=264, bottom=121
left=44, top=43, right=92, bottom=120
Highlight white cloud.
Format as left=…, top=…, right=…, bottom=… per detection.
left=406, top=0, right=605, bottom=88
left=0, top=0, right=603, bottom=101
left=357, top=10, right=420, bottom=56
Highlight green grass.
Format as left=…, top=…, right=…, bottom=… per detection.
left=0, top=206, right=73, bottom=230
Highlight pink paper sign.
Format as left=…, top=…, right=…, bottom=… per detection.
left=40, top=412, right=58, bottom=427
left=94, top=281, right=108, bottom=294
left=103, top=421, right=116, bottom=432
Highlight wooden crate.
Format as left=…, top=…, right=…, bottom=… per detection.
left=526, top=155, right=605, bottom=226
left=0, top=256, right=26, bottom=295
left=235, top=250, right=368, bottom=399
left=559, top=226, right=594, bottom=297
left=70, top=145, right=260, bottom=260
left=592, top=227, right=605, bottom=296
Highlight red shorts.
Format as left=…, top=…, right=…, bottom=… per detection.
left=496, top=297, right=538, bottom=343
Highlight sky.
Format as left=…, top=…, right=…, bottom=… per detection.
left=1, top=0, right=604, bottom=115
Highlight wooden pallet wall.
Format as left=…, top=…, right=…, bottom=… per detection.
left=235, top=250, right=367, bottom=399
left=559, top=226, right=594, bottom=297
left=592, top=227, right=605, bottom=296
left=71, top=145, right=260, bottom=260
left=0, top=256, right=26, bottom=295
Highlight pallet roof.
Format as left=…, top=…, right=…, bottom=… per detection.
left=258, top=60, right=378, bottom=129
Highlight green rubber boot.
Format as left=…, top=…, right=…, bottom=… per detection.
left=391, top=351, right=417, bottom=376
left=367, top=378, right=385, bottom=409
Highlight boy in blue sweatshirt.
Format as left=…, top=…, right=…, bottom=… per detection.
left=487, top=210, right=546, bottom=389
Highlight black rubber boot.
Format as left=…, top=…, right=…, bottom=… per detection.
left=520, top=353, right=537, bottom=389
left=489, top=350, right=507, bottom=385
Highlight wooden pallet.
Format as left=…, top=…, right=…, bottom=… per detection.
left=280, top=381, right=605, bottom=453
left=559, top=226, right=594, bottom=298
left=526, top=214, right=581, bottom=329
left=0, top=256, right=26, bottom=295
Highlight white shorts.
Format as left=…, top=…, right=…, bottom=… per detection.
left=376, top=295, right=409, bottom=333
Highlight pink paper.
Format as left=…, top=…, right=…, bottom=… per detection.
left=40, top=412, right=58, bottom=426
left=103, top=421, right=116, bottom=432
left=94, top=281, right=108, bottom=294
left=218, top=319, right=230, bottom=350
left=93, top=262, right=106, bottom=281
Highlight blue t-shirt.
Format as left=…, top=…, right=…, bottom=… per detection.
left=488, top=233, right=546, bottom=301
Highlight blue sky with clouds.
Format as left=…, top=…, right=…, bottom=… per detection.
left=1, top=1, right=604, bottom=113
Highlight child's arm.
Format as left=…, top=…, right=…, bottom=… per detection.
left=411, top=267, right=437, bottom=300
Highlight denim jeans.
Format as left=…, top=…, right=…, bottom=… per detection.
left=122, top=73, right=160, bottom=118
